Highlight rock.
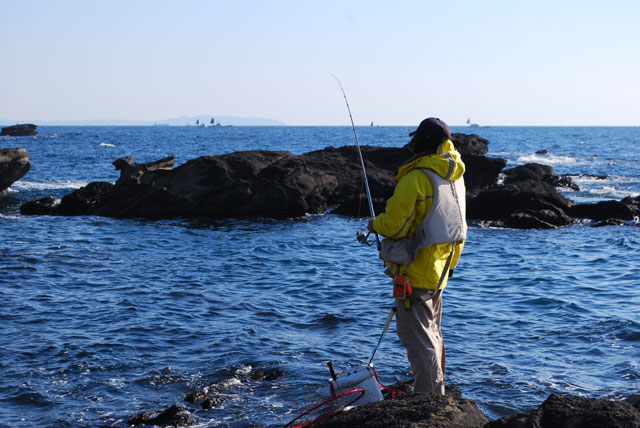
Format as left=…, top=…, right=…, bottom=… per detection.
left=57, top=182, right=114, bottom=215
left=467, top=183, right=574, bottom=228
left=20, top=195, right=60, bottom=215
left=568, top=200, right=635, bottom=222
left=311, top=385, right=488, bottom=428
left=0, top=148, right=30, bottom=192
left=49, top=136, right=497, bottom=220
left=250, top=367, right=286, bottom=381
left=485, top=393, right=640, bottom=428
left=621, top=195, right=640, bottom=217
left=127, top=411, right=156, bottom=426
left=184, top=389, right=210, bottom=403
left=184, top=387, right=226, bottom=409
left=128, top=404, right=195, bottom=427
left=1, top=124, right=37, bottom=137
left=451, top=133, right=491, bottom=156
left=503, top=163, right=562, bottom=186
left=152, top=404, right=195, bottom=427
left=592, top=218, right=627, bottom=227
left=17, top=132, right=635, bottom=228
left=201, top=395, right=225, bottom=409
left=461, top=155, right=506, bottom=198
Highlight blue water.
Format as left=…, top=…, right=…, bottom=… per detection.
left=1, top=126, right=639, bottom=427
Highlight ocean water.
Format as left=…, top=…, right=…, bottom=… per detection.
left=1, top=126, right=639, bottom=427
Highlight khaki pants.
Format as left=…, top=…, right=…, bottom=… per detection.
left=395, top=288, right=445, bottom=395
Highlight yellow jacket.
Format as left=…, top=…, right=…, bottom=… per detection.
left=372, top=140, right=465, bottom=289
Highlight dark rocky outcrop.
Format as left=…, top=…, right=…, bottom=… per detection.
left=485, top=393, right=640, bottom=428
left=17, top=133, right=499, bottom=219
left=58, top=182, right=115, bottom=215
left=128, top=403, right=194, bottom=427
left=300, top=387, right=640, bottom=428
left=19, top=133, right=637, bottom=228
left=311, top=385, right=488, bottom=428
left=0, top=147, right=30, bottom=192
left=20, top=195, right=61, bottom=215
left=1, top=124, right=37, bottom=137
left=468, top=164, right=576, bottom=229
left=568, top=200, right=635, bottom=222
left=128, top=375, right=640, bottom=428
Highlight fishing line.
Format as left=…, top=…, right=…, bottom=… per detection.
left=331, top=74, right=381, bottom=249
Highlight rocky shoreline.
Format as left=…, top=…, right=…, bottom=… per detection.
left=17, top=133, right=640, bottom=228
left=126, top=376, right=640, bottom=427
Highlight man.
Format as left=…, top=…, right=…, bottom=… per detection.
left=367, top=117, right=466, bottom=395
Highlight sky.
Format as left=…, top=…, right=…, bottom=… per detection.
left=1, top=0, right=639, bottom=126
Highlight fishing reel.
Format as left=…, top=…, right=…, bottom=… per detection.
left=356, top=231, right=373, bottom=246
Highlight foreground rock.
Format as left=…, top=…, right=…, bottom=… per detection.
left=485, top=393, right=640, bottom=428
left=20, top=133, right=638, bottom=228
left=1, top=123, right=37, bottom=137
left=0, top=148, right=30, bottom=192
left=312, top=385, right=488, bottom=428
left=134, top=382, right=640, bottom=427
left=128, top=403, right=194, bottom=427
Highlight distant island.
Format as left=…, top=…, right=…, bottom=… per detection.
left=0, top=115, right=286, bottom=127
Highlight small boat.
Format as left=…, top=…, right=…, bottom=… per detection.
left=466, top=118, right=480, bottom=128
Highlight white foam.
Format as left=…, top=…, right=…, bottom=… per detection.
left=586, top=186, right=639, bottom=199
left=100, top=142, right=116, bottom=147
left=10, top=180, right=88, bottom=191
left=516, top=153, right=578, bottom=166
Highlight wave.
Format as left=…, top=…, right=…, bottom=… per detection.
left=10, top=180, right=88, bottom=191
left=577, top=186, right=638, bottom=199
left=516, top=152, right=579, bottom=166
left=99, top=142, right=116, bottom=147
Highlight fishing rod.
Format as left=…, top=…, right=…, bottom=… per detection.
left=331, top=74, right=380, bottom=250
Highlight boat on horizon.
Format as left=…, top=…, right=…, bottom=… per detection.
left=466, top=118, right=480, bottom=128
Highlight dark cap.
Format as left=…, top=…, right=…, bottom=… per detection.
left=409, top=117, right=451, bottom=141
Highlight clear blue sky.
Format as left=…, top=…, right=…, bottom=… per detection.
left=1, top=0, right=638, bottom=126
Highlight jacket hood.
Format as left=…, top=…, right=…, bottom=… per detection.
left=395, top=140, right=465, bottom=182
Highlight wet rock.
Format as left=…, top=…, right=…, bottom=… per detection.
left=57, top=182, right=114, bottom=215
left=621, top=195, right=640, bottom=217
left=17, top=132, right=634, bottom=228
left=128, top=404, right=195, bottom=427
left=184, top=389, right=210, bottom=403
left=185, top=387, right=226, bottom=409
left=251, top=367, right=287, bottom=381
left=21, top=133, right=497, bottom=220
left=127, top=411, right=156, bottom=425
left=467, top=183, right=574, bottom=229
left=312, top=385, right=487, bottom=428
left=201, top=394, right=225, bottom=409
left=485, top=393, right=640, bottom=428
left=460, top=155, right=506, bottom=198
left=503, top=212, right=560, bottom=229
left=592, top=218, right=628, bottom=227
left=20, top=195, right=60, bottom=215
left=451, top=133, right=491, bottom=156
left=568, top=200, right=635, bottom=222
left=504, top=163, right=564, bottom=187
left=0, top=147, right=30, bottom=192
left=1, top=124, right=37, bottom=137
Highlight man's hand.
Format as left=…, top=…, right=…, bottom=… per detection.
left=367, top=219, right=375, bottom=233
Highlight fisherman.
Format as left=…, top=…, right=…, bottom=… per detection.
left=367, top=117, right=466, bottom=395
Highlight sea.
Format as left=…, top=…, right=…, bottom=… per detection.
left=1, top=126, right=639, bottom=427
